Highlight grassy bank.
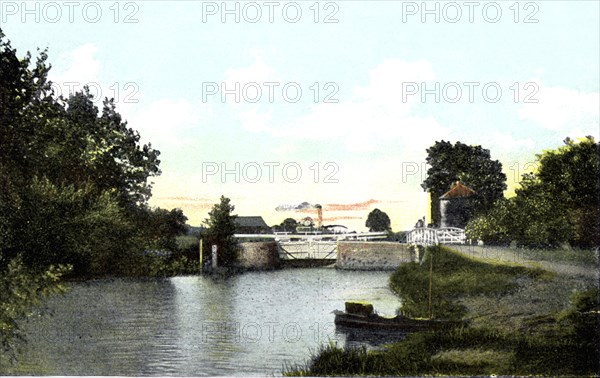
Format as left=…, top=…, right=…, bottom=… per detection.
left=286, top=246, right=599, bottom=376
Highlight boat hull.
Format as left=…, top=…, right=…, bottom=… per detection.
left=333, top=310, right=452, bottom=331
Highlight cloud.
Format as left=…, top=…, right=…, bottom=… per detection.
left=52, top=43, right=101, bottom=88
left=324, top=199, right=379, bottom=211
left=151, top=196, right=216, bottom=217
left=518, top=82, right=599, bottom=133
left=322, top=216, right=362, bottom=222
left=129, top=99, right=211, bottom=147
left=236, top=107, right=272, bottom=132
left=275, top=201, right=317, bottom=211
left=231, top=58, right=448, bottom=152
left=224, top=49, right=277, bottom=87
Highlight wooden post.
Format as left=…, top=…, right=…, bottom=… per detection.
left=199, top=238, right=203, bottom=273
left=428, top=247, right=433, bottom=320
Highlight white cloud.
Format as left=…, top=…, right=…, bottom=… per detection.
left=489, top=132, right=535, bottom=151
left=52, top=44, right=101, bottom=96
left=353, top=58, right=435, bottom=108
left=129, top=99, right=211, bottom=148
left=236, top=107, right=272, bottom=132
left=232, top=58, right=447, bottom=152
left=518, top=82, right=599, bottom=133
left=224, top=49, right=277, bottom=86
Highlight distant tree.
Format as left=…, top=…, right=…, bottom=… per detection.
left=203, top=196, right=239, bottom=267
left=422, top=141, right=507, bottom=226
left=280, top=218, right=298, bottom=232
left=366, top=209, right=391, bottom=232
left=300, top=217, right=314, bottom=227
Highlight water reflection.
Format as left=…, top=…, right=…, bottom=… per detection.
left=335, top=325, right=408, bottom=350
left=10, top=269, right=401, bottom=376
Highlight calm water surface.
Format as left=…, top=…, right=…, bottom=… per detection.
left=11, top=268, right=404, bottom=376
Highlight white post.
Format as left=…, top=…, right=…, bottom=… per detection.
left=211, top=244, right=218, bottom=268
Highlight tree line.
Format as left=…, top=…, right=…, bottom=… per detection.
left=422, top=138, right=599, bottom=249
left=0, top=29, right=193, bottom=357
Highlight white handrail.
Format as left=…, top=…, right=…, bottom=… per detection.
left=407, top=227, right=466, bottom=246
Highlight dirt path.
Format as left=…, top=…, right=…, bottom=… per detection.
left=446, top=244, right=599, bottom=278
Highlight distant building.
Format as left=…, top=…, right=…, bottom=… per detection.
left=439, top=181, right=476, bottom=228
left=323, top=225, right=349, bottom=234
left=235, top=216, right=271, bottom=234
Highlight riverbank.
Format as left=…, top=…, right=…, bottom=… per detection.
left=286, top=245, right=599, bottom=376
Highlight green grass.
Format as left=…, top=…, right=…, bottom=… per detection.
left=390, top=246, right=550, bottom=320
left=286, top=246, right=599, bottom=376
left=450, top=244, right=599, bottom=267
left=519, top=246, right=599, bottom=266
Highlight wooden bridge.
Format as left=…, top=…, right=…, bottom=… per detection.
left=406, top=227, right=466, bottom=246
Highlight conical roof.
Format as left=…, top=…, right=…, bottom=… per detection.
left=440, top=181, right=475, bottom=199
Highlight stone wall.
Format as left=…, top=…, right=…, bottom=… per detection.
left=237, top=241, right=280, bottom=270
left=336, top=242, right=414, bottom=270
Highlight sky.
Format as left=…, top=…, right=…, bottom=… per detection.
left=2, top=0, right=599, bottom=231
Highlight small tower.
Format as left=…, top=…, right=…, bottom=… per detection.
left=315, top=204, right=323, bottom=229
left=439, top=181, right=475, bottom=228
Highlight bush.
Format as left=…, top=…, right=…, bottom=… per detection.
left=0, top=257, right=71, bottom=361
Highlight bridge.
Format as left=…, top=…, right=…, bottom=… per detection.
left=234, top=228, right=466, bottom=264
left=234, top=232, right=388, bottom=260
left=406, top=227, right=467, bottom=246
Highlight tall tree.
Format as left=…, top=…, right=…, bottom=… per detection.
left=422, top=141, right=507, bottom=226
left=0, top=29, right=168, bottom=275
left=0, top=28, right=183, bottom=357
left=467, top=137, right=599, bottom=248
left=365, top=208, right=392, bottom=232
left=203, top=196, right=239, bottom=267
left=517, top=136, right=599, bottom=247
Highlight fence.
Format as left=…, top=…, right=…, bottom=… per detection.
left=407, top=227, right=466, bottom=246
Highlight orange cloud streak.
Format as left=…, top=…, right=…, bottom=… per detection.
left=323, top=199, right=379, bottom=211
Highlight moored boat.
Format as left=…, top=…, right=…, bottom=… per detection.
left=334, top=301, right=456, bottom=331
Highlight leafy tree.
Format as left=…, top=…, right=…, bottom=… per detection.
left=465, top=198, right=512, bottom=245
left=55, top=90, right=161, bottom=207
left=365, top=208, right=391, bottom=232
left=136, top=207, right=188, bottom=251
left=0, top=258, right=71, bottom=361
left=518, top=136, right=599, bottom=248
left=467, top=137, right=599, bottom=248
left=466, top=194, right=573, bottom=248
left=203, top=196, right=239, bottom=267
left=422, top=141, right=507, bottom=226
left=0, top=28, right=184, bottom=358
left=279, top=218, right=298, bottom=232
left=1, top=28, right=161, bottom=210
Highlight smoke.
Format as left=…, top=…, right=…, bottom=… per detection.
left=275, top=201, right=316, bottom=212
left=324, top=199, right=379, bottom=211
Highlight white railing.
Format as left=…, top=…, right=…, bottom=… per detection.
left=278, top=241, right=337, bottom=260
left=407, top=227, right=466, bottom=246
left=436, top=227, right=467, bottom=244
left=406, top=228, right=439, bottom=246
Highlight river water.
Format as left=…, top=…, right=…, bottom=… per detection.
left=8, top=268, right=404, bottom=376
